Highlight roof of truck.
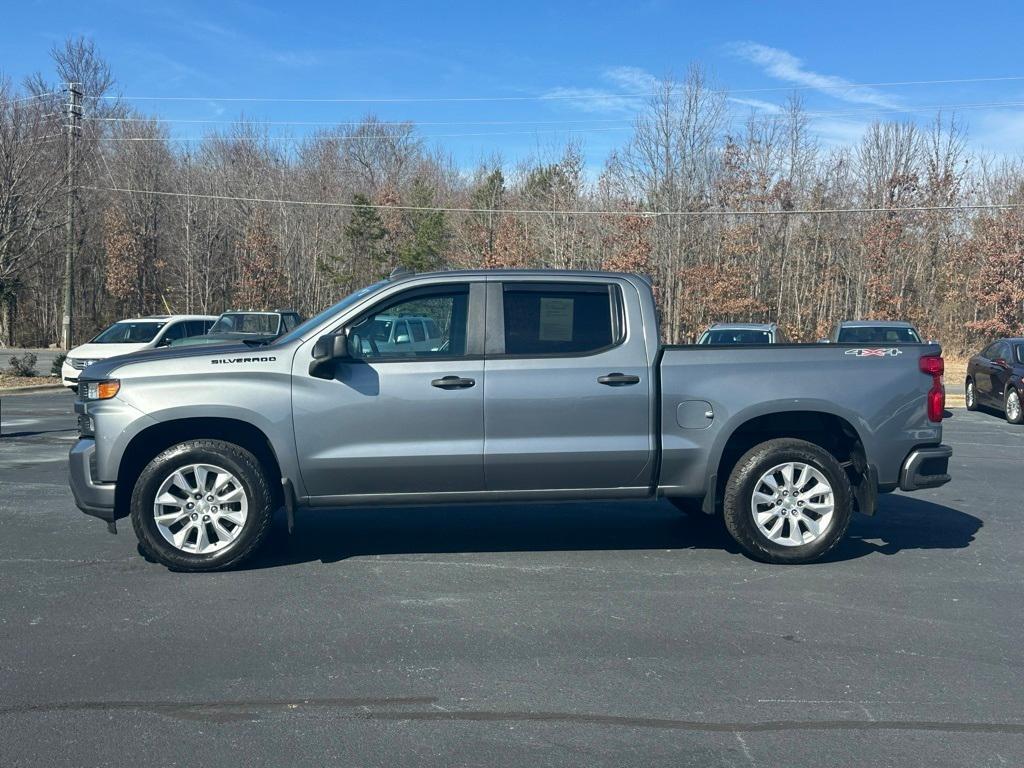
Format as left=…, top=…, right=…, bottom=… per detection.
left=707, top=322, right=777, bottom=331
left=838, top=320, right=917, bottom=328
left=390, top=268, right=648, bottom=283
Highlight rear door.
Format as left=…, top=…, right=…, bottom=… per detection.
left=482, top=278, right=653, bottom=493
left=976, top=342, right=1003, bottom=403
left=292, top=281, right=486, bottom=499
left=990, top=341, right=1014, bottom=403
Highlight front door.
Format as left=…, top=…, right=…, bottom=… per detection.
left=292, top=281, right=486, bottom=500
left=483, top=279, right=654, bottom=493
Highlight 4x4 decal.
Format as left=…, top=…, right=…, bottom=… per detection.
left=843, top=348, right=903, bottom=358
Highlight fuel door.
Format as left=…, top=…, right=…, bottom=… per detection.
left=676, top=400, right=714, bottom=430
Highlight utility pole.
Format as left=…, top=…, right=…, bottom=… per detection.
left=61, top=82, right=82, bottom=351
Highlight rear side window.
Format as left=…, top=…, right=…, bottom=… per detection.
left=501, top=283, right=618, bottom=356
left=410, top=320, right=426, bottom=342
left=425, top=319, right=441, bottom=339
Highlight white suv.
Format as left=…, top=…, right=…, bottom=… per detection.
left=61, top=315, right=217, bottom=390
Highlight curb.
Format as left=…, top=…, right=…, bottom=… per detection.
left=0, top=383, right=66, bottom=395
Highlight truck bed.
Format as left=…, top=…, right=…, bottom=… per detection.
left=656, top=342, right=944, bottom=498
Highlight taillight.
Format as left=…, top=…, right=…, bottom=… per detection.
left=920, top=355, right=944, bottom=422
left=919, top=356, right=944, bottom=377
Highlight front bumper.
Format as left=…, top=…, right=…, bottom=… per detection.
left=69, top=438, right=117, bottom=521
left=899, top=444, right=952, bottom=491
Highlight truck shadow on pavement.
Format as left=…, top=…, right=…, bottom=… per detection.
left=244, top=495, right=981, bottom=570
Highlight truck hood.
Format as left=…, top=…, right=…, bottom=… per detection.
left=67, top=342, right=150, bottom=362
left=80, top=341, right=276, bottom=380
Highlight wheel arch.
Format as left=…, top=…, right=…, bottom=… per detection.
left=114, top=417, right=284, bottom=518
left=708, top=406, right=871, bottom=516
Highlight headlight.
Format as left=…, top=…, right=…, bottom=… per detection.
left=82, top=379, right=120, bottom=400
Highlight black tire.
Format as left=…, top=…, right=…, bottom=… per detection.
left=722, top=438, right=852, bottom=565
left=130, top=439, right=275, bottom=571
left=1005, top=387, right=1023, bottom=424
left=965, top=378, right=977, bottom=411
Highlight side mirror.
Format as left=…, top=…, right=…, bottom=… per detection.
left=395, top=334, right=410, bottom=344
left=309, top=330, right=350, bottom=378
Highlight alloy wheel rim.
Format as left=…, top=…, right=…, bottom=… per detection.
left=1009, top=391, right=1021, bottom=421
left=152, top=463, right=249, bottom=554
left=966, top=382, right=975, bottom=407
left=750, top=461, right=834, bottom=547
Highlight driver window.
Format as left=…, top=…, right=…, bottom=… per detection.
left=158, top=322, right=188, bottom=345
left=348, top=285, right=470, bottom=360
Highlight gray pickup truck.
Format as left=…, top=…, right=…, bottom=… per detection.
left=69, top=269, right=952, bottom=571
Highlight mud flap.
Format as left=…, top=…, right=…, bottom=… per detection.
left=282, top=477, right=297, bottom=534
left=852, top=464, right=878, bottom=516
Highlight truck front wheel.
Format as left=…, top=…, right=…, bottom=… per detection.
left=129, top=439, right=275, bottom=571
left=722, top=438, right=852, bottom=565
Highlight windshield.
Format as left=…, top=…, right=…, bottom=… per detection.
left=699, top=329, right=772, bottom=344
left=91, top=321, right=165, bottom=344
left=837, top=326, right=921, bottom=343
left=275, top=281, right=390, bottom=345
left=210, top=313, right=279, bottom=335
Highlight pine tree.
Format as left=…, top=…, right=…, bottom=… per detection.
left=399, top=178, right=448, bottom=272
left=341, top=193, right=387, bottom=285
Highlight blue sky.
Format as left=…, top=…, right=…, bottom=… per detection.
left=4, top=0, right=1024, bottom=169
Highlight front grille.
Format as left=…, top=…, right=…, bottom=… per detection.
left=69, top=358, right=95, bottom=370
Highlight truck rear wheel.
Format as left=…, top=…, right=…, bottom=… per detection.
left=129, top=439, right=275, bottom=571
left=722, top=438, right=852, bottom=564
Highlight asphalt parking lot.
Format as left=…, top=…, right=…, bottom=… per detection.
left=1, top=390, right=1022, bottom=767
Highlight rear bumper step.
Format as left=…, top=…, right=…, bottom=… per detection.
left=899, top=445, right=952, bottom=491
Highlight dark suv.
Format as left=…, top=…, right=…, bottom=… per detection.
left=966, top=338, right=1024, bottom=423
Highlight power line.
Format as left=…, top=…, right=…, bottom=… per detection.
left=93, top=126, right=637, bottom=142
left=84, top=98, right=1024, bottom=132
left=7, top=91, right=61, bottom=104
left=81, top=100, right=1024, bottom=144
left=84, top=115, right=638, bottom=127
left=76, top=74, right=1024, bottom=105
left=82, top=185, right=1024, bottom=217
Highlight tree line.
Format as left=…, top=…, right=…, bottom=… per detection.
left=2, top=38, right=1022, bottom=351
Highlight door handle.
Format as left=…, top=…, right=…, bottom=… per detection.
left=431, top=375, right=475, bottom=390
left=598, top=372, right=640, bottom=386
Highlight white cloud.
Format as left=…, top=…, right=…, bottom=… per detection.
left=969, top=109, right=1024, bottom=156
left=811, top=118, right=873, bottom=148
left=604, top=66, right=659, bottom=93
left=542, top=66, right=658, bottom=113
left=728, top=42, right=900, bottom=109
left=728, top=96, right=784, bottom=113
